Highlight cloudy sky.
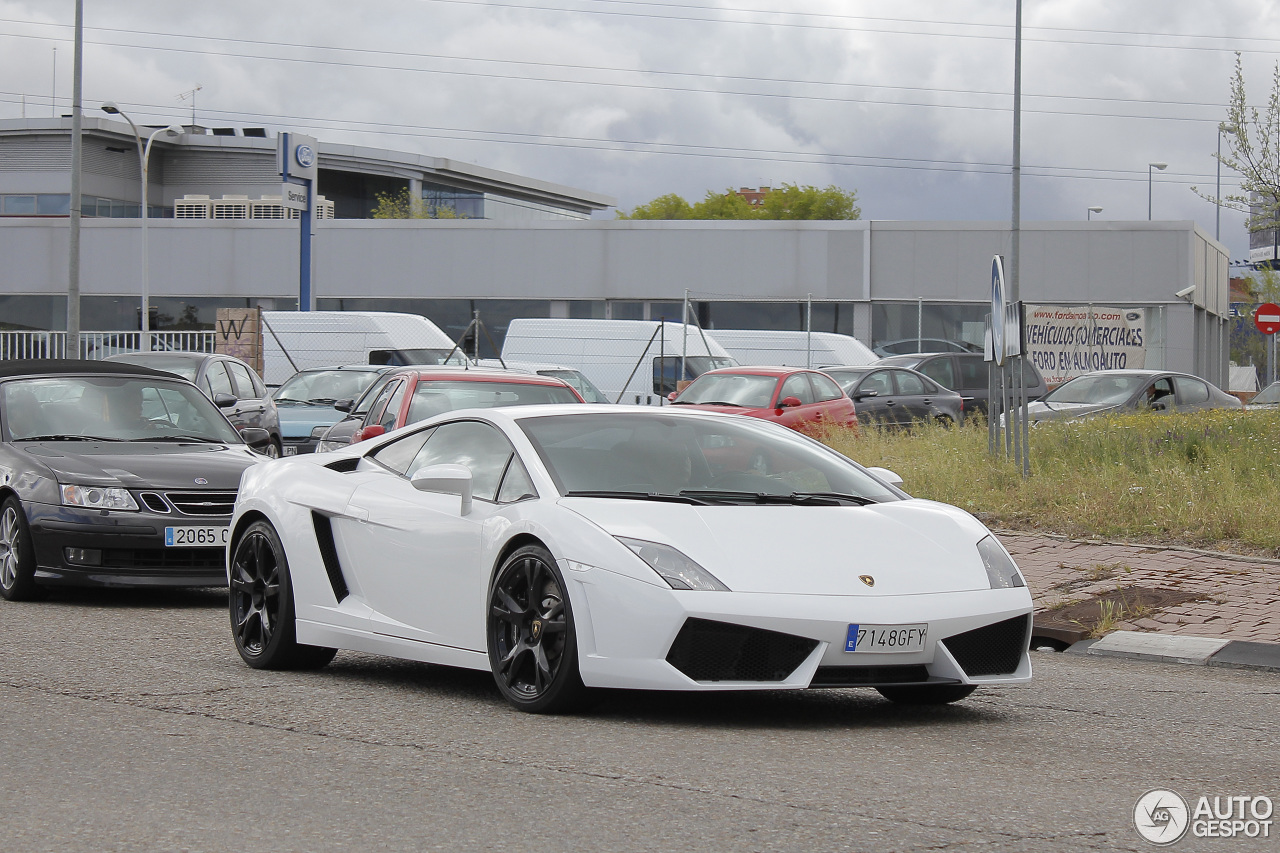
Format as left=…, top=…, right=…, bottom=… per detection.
left=0, top=0, right=1275, bottom=259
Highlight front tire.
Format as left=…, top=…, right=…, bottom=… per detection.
left=229, top=520, right=336, bottom=670
left=876, top=684, right=976, bottom=705
left=0, top=497, right=42, bottom=602
left=487, top=544, right=588, bottom=713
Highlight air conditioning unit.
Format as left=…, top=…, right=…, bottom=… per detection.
left=250, top=196, right=291, bottom=220
left=174, top=194, right=211, bottom=219
left=211, top=195, right=250, bottom=219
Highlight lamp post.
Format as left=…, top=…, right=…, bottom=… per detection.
left=1148, top=162, right=1167, bottom=221
left=1087, top=206, right=1103, bottom=220
left=99, top=102, right=182, bottom=352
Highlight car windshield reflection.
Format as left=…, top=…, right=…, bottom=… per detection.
left=1043, top=374, right=1145, bottom=405
left=673, top=373, right=777, bottom=408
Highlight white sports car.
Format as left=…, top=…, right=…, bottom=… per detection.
left=228, top=405, right=1033, bottom=713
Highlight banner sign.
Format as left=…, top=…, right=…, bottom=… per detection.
left=1023, top=305, right=1146, bottom=386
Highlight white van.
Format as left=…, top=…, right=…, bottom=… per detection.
left=500, top=319, right=736, bottom=404
left=474, top=359, right=611, bottom=403
left=260, top=311, right=459, bottom=386
left=707, top=329, right=876, bottom=368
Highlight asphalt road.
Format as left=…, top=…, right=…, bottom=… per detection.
left=1, top=588, right=1276, bottom=853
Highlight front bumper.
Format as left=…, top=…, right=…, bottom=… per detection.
left=281, top=437, right=319, bottom=456
left=26, top=501, right=229, bottom=588
left=565, top=563, right=1033, bottom=691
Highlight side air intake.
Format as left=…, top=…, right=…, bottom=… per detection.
left=310, top=512, right=349, bottom=602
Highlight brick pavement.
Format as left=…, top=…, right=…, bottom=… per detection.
left=1000, top=532, right=1280, bottom=645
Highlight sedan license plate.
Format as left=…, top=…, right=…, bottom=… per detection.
left=165, top=526, right=230, bottom=547
left=845, top=623, right=928, bottom=653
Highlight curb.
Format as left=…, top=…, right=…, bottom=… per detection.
left=1062, top=630, right=1280, bottom=673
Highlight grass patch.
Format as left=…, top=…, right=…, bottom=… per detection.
left=815, top=409, right=1280, bottom=555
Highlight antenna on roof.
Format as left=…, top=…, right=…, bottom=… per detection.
left=177, top=85, right=202, bottom=126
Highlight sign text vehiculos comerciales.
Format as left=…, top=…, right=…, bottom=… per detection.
left=1023, top=305, right=1146, bottom=386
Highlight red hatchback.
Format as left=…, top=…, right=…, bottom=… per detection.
left=669, top=366, right=860, bottom=434
left=351, top=368, right=585, bottom=443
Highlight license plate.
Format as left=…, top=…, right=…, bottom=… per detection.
left=845, top=623, right=928, bottom=653
left=164, top=526, right=230, bottom=547
left=283, top=446, right=298, bottom=456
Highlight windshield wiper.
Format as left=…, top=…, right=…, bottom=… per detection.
left=131, top=434, right=224, bottom=443
left=679, top=490, right=874, bottom=506
left=563, top=490, right=712, bottom=505
left=671, top=400, right=740, bottom=407
left=789, top=491, right=877, bottom=506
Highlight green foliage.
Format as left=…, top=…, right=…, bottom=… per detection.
left=617, top=184, right=860, bottom=220
left=815, top=409, right=1280, bottom=554
left=371, top=188, right=462, bottom=219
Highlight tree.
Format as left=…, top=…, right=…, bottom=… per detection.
left=616, top=193, right=694, bottom=220
left=758, top=183, right=860, bottom=220
left=690, top=189, right=759, bottom=219
left=1194, top=53, right=1280, bottom=235
left=371, top=188, right=461, bottom=219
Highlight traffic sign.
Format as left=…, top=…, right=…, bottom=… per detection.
left=1256, top=303, right=1280, bottom=336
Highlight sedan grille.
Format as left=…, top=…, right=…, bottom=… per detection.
left=102, top=548, right=225, bottom=572
left=164, top=491, right=237, bottom=516
left=666, top=618, right=818, bottom=682
left=941, top=615, right=1031, bottom=677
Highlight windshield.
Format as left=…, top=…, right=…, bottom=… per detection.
left=520, top=413, right=900, bottom=501
left=674, top=373, right=778, bottom=408
left=368, top=348, right=464, bottom=366
left=109, top=355, right=198, bottom=381
left=1044, top=374, right=1145, bottom=405
left=406, top=380, right=581, bottom=425
left=822, top=370, right=868, bottom=394
left=540, top=370, right=609, bottom=403
left=3, top=375, right=243, bottom=443
left=1252, top=382, right=1280, bottom=405
left=275, top=369, right=381, bottom=405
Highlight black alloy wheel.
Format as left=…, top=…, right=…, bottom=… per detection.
left=0, top=497, right=42, bottom=602
left=487, top=544, right=587, bottom=713
left=229, top=519, right=336, bottom=670
left=876, top=684, right=977, bottom=705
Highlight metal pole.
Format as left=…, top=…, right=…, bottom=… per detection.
left=806, top=293, right=813, bottom=368
left=140, top=130, right=160, bottom=352
left=1216, top=127, right=1222, bottom=242
left=1011, top=0, right=1026, bottom=474
left=67, top=0, right=82, bottom=357
left=681, top=288, right=689, bottom=383
left=916, top=297, right=922, bottom=352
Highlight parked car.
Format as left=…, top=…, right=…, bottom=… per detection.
left=669, top=366, right=859, bottom=434
left=315, top=368, right=406, bottom=452
left=822, top=365, right=964, bottom=427
left=475, top=359, right=610, bottom=403
left=105, top=351, right=283, bottom=457
left=875, top=352, right=1047, bottom=416
left=1247, top=381, right=1280, bottom=410
left=872, top=338, right=983, bottom=357
left=228, top=405, right=1033, bottom=712
left=0, top=359, right=269, bottom=600
left=1022, top=370, right=1242, bottom=424
left=272, top=365, right=391, bottom=455
left=350, top=367, right=585, bottom=443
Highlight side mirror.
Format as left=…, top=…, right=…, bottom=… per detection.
left=213, top=393, right=238, bottom=408
left=667, top=391, right=678, bottom=402
left=853, top=390, right=879, bottom=401
left=354, top=424, right=385, bottom=443
left=239, top=427, right=272, bottom=450
left=411, top=463, right=473, bottom=515
left=866, top=466, right=904, bottom=488
left=333, top=398, right=354, bottom=413
left=778, top=396, right=803, bottom=409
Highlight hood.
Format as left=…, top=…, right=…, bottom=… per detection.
left=1026, top=400, right=1119, bottom=422
left=672, top=403, right=769, bottom=416
left=275, top=405, right=345, bottom=439
left=23, top=442, right=261, bottom=490
left=560, top=497, right=993, bottom=595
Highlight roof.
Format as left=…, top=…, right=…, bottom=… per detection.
left=406, top=368, right=574, bottom=385
left=701, top=365, right=818, bottom=377
left=0, top=358, right=175, bottom=380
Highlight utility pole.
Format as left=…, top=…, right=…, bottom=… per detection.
left=67, top=0, right=83, bottom=354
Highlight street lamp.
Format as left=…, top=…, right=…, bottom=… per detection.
left=1087, top=206, right=1103, bottom=220
left=1148, top=162, right=1167, bottom=221
left=100, top=102, right=182, bottom=352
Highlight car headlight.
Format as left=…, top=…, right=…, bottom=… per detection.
left=977, top=535, right=1025, bottom=589
left=310, top=425, right=330, bottom=439
left=60, top=484, right=139, bottom=511
left=616, top=537, right=730, bottom=591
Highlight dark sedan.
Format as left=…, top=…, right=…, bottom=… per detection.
left=0, top=360, right=268, bottom=599
left=876, top=352, right=1047, bottom=416
left=822, top=365, right=965, bottom=427
left=1022, top=369, right=1242, bottom=424
left=106, top=351, right=283, bottom=457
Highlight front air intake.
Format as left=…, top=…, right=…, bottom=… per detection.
left=941, top=614, right=1030, bottom=677
left=666, top=618, right=818, bottom=682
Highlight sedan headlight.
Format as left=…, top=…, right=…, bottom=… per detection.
left=616, top=537, right=730, bottom=591
left=977, top=535, right=1025, bottom=589
left=60, top=484, right=139, bottom=511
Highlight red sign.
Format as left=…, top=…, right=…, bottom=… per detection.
left=1256, top=303, right=1280, bottom=336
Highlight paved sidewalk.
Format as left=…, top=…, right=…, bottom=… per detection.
left=1000, top=531, right=1280, bottom=645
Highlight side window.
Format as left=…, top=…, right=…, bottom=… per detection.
left=225, top=361, right=259, bottom=400
left=370, top=427, right=435, bottom=476
left=204, top=362, right=235, bottom=398
left=958, top=357, right=986, bottom=391
left=1174, top=377, right=1210, bottom=405
left=353, top=375, right=394, bottom=416
left=893, top=370, right=926, bottom=395
left=810, top=372, right=845, bottom=402
left=1150, top=377, right=1175, bottom=403
left=496, top=456, right=537, bottom=503
left=919, top=357, right=957, bottom=390
left=406, top=421, right=516, bottom=502
left=779, top=374, right=816, bottom=405
left=859, top=371, right=893, bottom=396
left=363, top=379, right=402, bottom=428
left=380, top=380, right=409, bottom=431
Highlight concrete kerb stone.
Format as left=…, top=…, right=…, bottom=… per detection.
left=1064, top=631, right=1280, bottom=673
